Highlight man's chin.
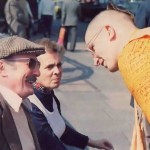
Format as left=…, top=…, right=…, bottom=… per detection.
left=26, top=88, right=34, bottom=96
left=45, top=84, right=60, bottom=90
left=52, top=83, right=60, bottom=89
left=108, top=67, right=118, bottom=72
left=21, top=91, right=34, bottom=99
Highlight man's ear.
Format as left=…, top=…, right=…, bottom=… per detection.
left=0, top=61, right=7, bottom=77
left=104, top=25, right=116, bottom=41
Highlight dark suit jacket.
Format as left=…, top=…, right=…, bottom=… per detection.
left=0, top=93, right=41, bottom=150
left=134, top=0, right=150, bottom=28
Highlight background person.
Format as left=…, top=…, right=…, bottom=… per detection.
left=28, top=38, right=114, bottom=150
left=85, top=3, right=150, bottom=149
left=38, top=0, right=55, bottom=37
left=0, top=34, right=44, bottom=150
left=4, top=0, right=30, bottom=38
left=61, top=0, right=81, bottom=52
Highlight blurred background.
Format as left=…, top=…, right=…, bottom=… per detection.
left=0, top=0, right=145, bottom=34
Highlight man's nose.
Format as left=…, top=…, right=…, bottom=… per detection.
left=93, top=57, right=103, bottom=66
left=54, top=66, right=61, bottom=74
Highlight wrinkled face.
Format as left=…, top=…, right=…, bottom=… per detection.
left=37, top=52, right=62, bottom=90
left=1, top=54, right=40, bottom=99
left=85, top=26, right=119, bottom=72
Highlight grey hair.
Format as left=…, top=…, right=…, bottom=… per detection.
left=34, top=38, right=65, bottom=57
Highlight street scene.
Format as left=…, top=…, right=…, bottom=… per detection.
left=0, top=0, right=146, bottom=149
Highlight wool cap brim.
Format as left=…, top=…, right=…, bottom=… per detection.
left=0, top=36, right=45, bottom=59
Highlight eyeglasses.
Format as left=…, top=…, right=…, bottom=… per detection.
left=5, top=58, right=40, bottom=70
left=87, top=27, right=103, bottom=54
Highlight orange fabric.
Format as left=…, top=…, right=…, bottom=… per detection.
left=118, top=35, right=150, bottom=123
left=130, top=101, right=145, bottom=150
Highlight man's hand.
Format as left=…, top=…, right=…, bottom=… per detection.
left=88, top=138, right=114, bottom=150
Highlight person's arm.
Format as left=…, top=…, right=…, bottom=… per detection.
left=88, top=138, right=114, bottom=150
left=30, top=103, right=67, bottom=150
left=61, top=125, right=114, bottom=150
left=60, top=124, right=89, bottom=149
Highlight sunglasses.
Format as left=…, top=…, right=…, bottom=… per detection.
left=5, top=58, right=40, bottom=70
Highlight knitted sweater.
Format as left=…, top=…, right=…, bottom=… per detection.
left=118, top=35, right=150, bottom=123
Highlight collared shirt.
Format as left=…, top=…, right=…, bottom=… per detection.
left=0, top=85, right=35, bottom=150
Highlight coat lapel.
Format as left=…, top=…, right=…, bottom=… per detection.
left=0, top=93, right=22, bottom=150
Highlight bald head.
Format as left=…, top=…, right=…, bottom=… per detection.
left=85, top=9, right=135, bottom=44
left=84, top=9, right=137, bottom=72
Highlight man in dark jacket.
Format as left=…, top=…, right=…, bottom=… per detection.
left=28, top=38, right=114, bottom=150
left=0, top=34, right=44, bottom=150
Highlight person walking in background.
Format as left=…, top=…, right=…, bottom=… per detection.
left=61, top=0, right=81, bottom=52
left=38, top=0, right=55, bottom=37
left=134, top=0, right=150, bottom=29
left=28, top=38, right=114, bottom=150
left=4, top=0, right=30, bottom=38
left=0, top=34, right=44, bottom=150
left=85, top=2, right=150, bottom=149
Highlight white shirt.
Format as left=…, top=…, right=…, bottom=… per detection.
left=0, top=85, right=35, bottom=150
left=38, top=0, right=55, bottom=19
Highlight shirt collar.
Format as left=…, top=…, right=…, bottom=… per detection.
left=0, top=85, right=22, bottom=112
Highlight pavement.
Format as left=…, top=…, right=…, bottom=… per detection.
left=32, top=19, right=134, bottom=150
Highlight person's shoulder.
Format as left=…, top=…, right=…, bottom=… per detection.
left=140, top=28, right=150, bottom=36
left=130, top=28, right=150, bottom=40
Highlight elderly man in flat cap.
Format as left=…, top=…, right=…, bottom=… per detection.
left=0, top=34, right=44, bottom=150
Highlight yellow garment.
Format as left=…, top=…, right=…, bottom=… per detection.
left=118, top=35, right=150, bottom=123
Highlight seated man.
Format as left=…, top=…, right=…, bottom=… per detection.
left=28, top=38, right=114, bottom=150
left=0, top=34, right=44, bottom=150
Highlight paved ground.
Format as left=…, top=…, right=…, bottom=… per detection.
left=32, top=19, right=134, bottom=150
left=56, top=49, right=134, bottom=150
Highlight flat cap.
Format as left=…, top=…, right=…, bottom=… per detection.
left=0, top=35, right=45, bottom=59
